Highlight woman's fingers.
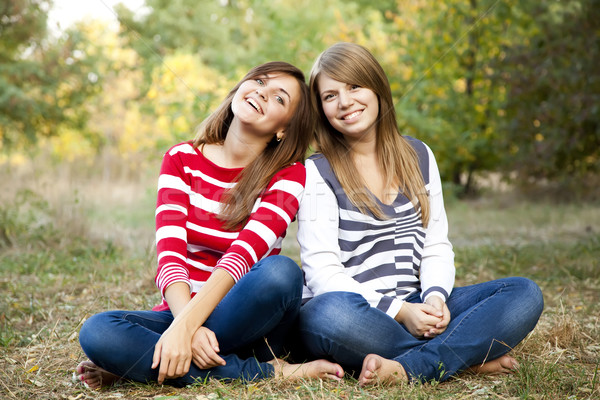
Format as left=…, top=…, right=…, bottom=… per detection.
left=151, top=341, right=162, bottom=370
left=191, top=327, right=226, bottom=369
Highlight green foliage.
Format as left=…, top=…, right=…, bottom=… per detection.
left=497, top=0, right=600, bottom=183
left=0, top=0, right=101, bottom=152
left=2, top=0, right=598, bottom=193
left=379, top=0, right=536, bottom=194
left=117, top=0, right=354, bottom=77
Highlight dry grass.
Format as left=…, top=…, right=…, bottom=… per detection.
left=1, top=158, right=599, bottom=399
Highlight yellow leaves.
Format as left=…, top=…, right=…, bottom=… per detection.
left=118, top=105, right=168, bottom=157
left=45, top=128, right=96, bottom=162
left=147, top=53, right=228, bottom=108
left=474, top=104, right=486, bottom=114
left=26, top=365, right=39, bottom=373
left=400, top=65, right=413, bottom=81
left=147, top=87, right=158, bottom=100
left=173, top=115, right=190, bottom=134
left=0, top=152, right=27, bottom=166
left=535, top=133, right=544, bottom=142
left=246, top=383, right=259, bottom=394
left=453, top=78, right=467, bottom=93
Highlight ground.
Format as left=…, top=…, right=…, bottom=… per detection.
left=1, top=162, right=598, bottom=399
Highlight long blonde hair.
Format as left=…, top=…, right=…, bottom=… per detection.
left=309, top=42, right=430, bottom=226
left=193, top=62, right=313, bottom=230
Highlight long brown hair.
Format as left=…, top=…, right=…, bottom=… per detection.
left=309, top=42, right=430, bottom=226
left=193, top=62, right=313, bottom=230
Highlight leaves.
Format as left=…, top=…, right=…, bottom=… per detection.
left=2, top=0, right=597, bottom=194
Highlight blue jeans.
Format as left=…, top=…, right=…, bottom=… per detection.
left=79, top=255, right=302, bottom=386
left=298, top=277, right=543, bottom=382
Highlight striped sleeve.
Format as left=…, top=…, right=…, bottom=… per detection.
left=154, top=144, right=192, bottom=296
left=215, top=162, right=306, bottom=281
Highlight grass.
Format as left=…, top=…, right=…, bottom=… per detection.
left=0, top=159, right=599, bottom=399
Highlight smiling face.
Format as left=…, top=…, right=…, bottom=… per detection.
left=317, top=72, right=380, bottom=144
left=231, top=73, right=301, bottom=139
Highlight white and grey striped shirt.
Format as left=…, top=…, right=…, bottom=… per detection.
left=298, top=138, right=455, bottom=318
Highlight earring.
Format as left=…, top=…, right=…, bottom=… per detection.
left=277, top=136, right=282, bottom=142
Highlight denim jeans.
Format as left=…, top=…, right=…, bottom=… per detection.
left=79, top=255, right=302, bottom=386
left=298, top=277, right=543, bottom=382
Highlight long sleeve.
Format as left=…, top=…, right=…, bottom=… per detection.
left=419, top=145, right=455, bottom=302
left=155, top=144, right=194, bottom=296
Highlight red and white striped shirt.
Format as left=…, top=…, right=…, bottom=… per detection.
left=152, top=142, right=306, bottom=311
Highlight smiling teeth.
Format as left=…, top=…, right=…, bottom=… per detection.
left=343, top=111, right=361, bottom=120
left=247, top=98, right=262, bottom=113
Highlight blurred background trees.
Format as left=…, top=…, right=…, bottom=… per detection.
left=1, top=0, right=598, bottom=198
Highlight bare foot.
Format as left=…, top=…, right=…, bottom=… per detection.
left=467, top=354, right=519, bottom=375
left=268, top=358, right=344, bottom=381
left=358, top=354, right=408, bottom=387
left=74, top=360, right=121, bottom=389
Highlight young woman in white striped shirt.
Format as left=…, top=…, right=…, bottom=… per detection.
left=75, top=62, right=343, bottom=389
left=296, top=42, right=543, bottom=385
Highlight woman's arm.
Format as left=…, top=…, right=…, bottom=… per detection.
left=298, top=160, right=404, bottom=319
left=419, top=144, right=455, bottom=304
left=155, top=144, right=195, bottom=301
left=415, top=144, right=455, bottom=337
left=152, top=269, right=234, bottom=383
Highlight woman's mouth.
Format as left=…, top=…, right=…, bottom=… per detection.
left=342, top=110, right=362, bottom=120
left=246, top=98, right=263, bottom=114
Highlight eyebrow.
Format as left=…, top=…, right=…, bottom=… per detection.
left=264, top=74, right=292, bottom=103
left=277, top=87, right=291, bottom=103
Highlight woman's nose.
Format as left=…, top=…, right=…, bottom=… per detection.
left=255, top=88, right=266, bottom=101
left=338, top=90, right=353, bottom=108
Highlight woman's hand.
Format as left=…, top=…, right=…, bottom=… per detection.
left=151, top=322, right=194, bottom=384
left=395, top=300, right=448, bottom=338
left=424, top=296, right=451, bottom=338
left=191, top=326, right=226, bottom=369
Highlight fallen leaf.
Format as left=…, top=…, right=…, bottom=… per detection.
left=27, top=365, right=39, bottom=373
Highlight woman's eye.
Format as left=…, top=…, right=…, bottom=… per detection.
left=350, top=84, right=360, bottom=90
left=256, top=79, right=265, bottom=85
left=275, top=95, right=284, bottom=105
left=323, top=94, right=335, bottom=101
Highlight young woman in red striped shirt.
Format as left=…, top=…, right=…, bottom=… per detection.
left=76, top=62, right=344, bottom=389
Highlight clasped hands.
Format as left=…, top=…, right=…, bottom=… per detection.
left=395, top=296, right=451, bottom=339
left=151, top=325, right=225, bottom=384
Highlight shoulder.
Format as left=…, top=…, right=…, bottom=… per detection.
left=403, top=136, right=436, bottom=182
left=161, top=142, right=198, bottom=166
left=269, top=161, right=306, bottom=187
left=165, top=142, right=196, bottom=157
left=403, top=136, right=437, bottom=159
left=403, top=136, right=430, bottom=157
left=306, top=153, right=336, bottom=182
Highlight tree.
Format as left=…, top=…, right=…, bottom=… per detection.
left=498, top=0, right=600, bottom=188
left=0, top=0, right=100, bottom=152
left=376, top=0, right=536, bottom=195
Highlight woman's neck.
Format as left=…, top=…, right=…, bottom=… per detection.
left=205, top=122, right=270, bottom=169
left=348, top=130, right=377, bottom=160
